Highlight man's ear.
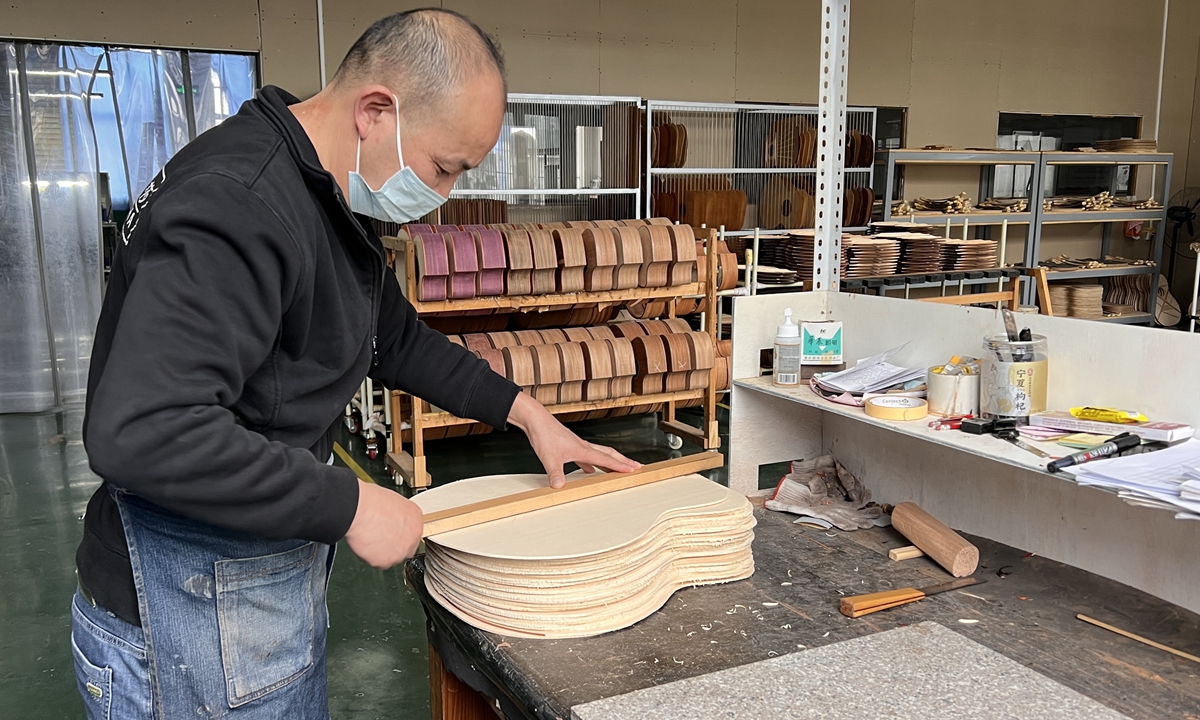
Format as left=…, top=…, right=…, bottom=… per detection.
left=354, top=85, right=399, bottom=141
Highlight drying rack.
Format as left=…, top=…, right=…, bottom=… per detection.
left=382, top=228, right=722, bottom=490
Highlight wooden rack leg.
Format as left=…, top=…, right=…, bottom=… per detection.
left=429, top=644, right=492, bottom=720
left=410, top=399, right=431, bottom=490
left=385, top=391, right=431, bottom=491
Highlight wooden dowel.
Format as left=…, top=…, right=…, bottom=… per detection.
left=422, top=452, right=725, bottom=537
left=891, top=502, right=979, bottom=577
left=1077, top=614, right=1200, bottom=664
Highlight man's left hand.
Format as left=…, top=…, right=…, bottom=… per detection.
left=507, top=392, right=641, bottom=488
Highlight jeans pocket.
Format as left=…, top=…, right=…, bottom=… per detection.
left=72, top=633, right=113, bottom=720
left=215, top=541, right=323, bottom=707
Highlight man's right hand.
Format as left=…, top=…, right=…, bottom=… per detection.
left=344, top=480, right=424, bottom=568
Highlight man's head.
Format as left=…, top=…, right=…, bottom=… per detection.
left=320, top=9, right=506, bottom=198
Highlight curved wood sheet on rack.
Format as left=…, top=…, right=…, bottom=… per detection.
left=415, top=233, right=449, bottom=302
left=637, top=224, right=673, bottom=288
left=446, top=334, right=465, bottom=346
left=581, top=338, right=615, bottom=401
left=540, top=222, right=567, bottom=230
left=552, top=228, right=587, bottom=293
left=625, top=300, right=671, bottom=319
left=608, top=336, right=637, bottom=398
left=666, top=224, right=698, bottom=286
left=512, top=329, right=544, bottom=346
left=631, top=333, right=668, bottom=395
left=684, top=331, right=716, bottom=390
left=586, top=325, right=615, bottom=340
left=405, top=224, right=435, bottom=238
left=445, top=231, right=479, bottom=300
left=563, top=326, right=593, bottom=343
left=681, top=190, right=747, bottom=232
left=612, top=321, right=648, bottom=339
left=557, top=341, right=587, bottom=404
left=473, top=348, right=506, bottom=376
left=462, top=333, right=492, bottom=353
left=799, top=126, right=817, bottom=168
left=538, top=328, right=568, bottom=345
left=581, top=227, right=617, bottom=292
left=501, top=345, right=537, bottom=389
left=489, top=331, right=518, bottom=349
left=472, top=229, right=507, bottom=297
left=639, top=319, right=671, bottom=336
left=502, top=229, right=534, bottom=296
left=610, top=226, right=644, bottom=290
left=564, top=220, right=596, bottom=229
left=662, top=332, right=693, bottom=392
left=530, top=343, right=563, bottom=405
left=528, top=228, right=559, bottom=295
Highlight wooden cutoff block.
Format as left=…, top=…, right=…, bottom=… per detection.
left=611, top=226, right=644, bottom=290
left=553, top=228, right=587, bottom=293
left=581, top=228, right=617, bottom=292
left=891, top=502, right=979, bottom=578
left=888, top=545, right=926, bottom=561
left=420, top=453, right=726, bottom=538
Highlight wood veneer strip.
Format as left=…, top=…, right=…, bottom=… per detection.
left=557, top=342, right=586, bottom=404
left=611, top=226, right=644, bottom=290
left=422, top=453, right=726, bottom=537
left=638, top=225, right=672, bottom=288
left=489, top=331, right=518, bottom=349
left=472, top=229, right=507, bottom=297
left=462, top=333, right=492, bottom=352
left=474, top=348, right=505, bottom=376
left=445, top=231, right=479, bottom=300
left=513, top=329, right=544, bottom=346
left=501, top=345, right=537, bottom=388
left=581, top=338, right=615, bottom=401
left=587, top=325, right=615, bottom=340
left=581, top=228, right=617, bottom=292
left=538, top=328, right=568, bottom=345
left=415, top=233, right=449, bottom=302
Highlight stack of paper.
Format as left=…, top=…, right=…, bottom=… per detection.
left=815, top=344, right=926, bottom=395
left=1063, top=440, right=1200, bottom=521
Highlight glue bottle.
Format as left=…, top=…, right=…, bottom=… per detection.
left=773, top=307, right=801, bottom=387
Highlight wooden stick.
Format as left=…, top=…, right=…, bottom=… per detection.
left=422, top=452, right=725, bottom=537
left=1077, top=614, right=1200, bottom=664
left=840, top=587, right=926, bottom=618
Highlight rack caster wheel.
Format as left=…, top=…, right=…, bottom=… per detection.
left=345, top=415, right=361, bottom=435
left=367, top=447, right=379, bottom=460
left=666, top=433, right=683, bottom=450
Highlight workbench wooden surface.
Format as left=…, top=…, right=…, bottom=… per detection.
left=406, top=506, right=1200, bottom=720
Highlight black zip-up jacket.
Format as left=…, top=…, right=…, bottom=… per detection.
left=77, top=86, right=521, bottom=626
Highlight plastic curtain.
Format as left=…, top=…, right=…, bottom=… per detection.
left=107, top=47, right=189, bottom=202
left=190, top=52, right=256, bottom=135
left=23, top=43, right=103, bottom=406
left=0, top=43, right=56, bottom=412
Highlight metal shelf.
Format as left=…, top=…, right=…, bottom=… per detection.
left=1041, top=152, right=1173, bottom=165
left=884, top=149, right=1039, bottom=165
left=1099, top=314, right=1152, bottom=326
left=890, top=212, right=1033, bottom=226
left=450, top=188, right=638, bottom=196
left=1039, top=209, right=1165, bottom=224
left=648, top=167, right=873, bottom=175
left=1043, top=265, right=1155, bottom=280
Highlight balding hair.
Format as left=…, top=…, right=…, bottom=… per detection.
left=333, top=9, right=505, bottom=121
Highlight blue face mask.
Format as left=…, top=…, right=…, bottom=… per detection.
left=347, top=96, right=447, bottom=223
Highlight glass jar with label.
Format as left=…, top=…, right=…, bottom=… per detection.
left=980, top=334, right=1048, bottom=421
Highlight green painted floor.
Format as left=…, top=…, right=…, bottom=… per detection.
left=0, top=406, right=726, bottom=719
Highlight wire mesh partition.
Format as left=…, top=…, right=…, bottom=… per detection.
left=435, top=94, right=643, bottom=225
left=644, top=101, right=876, bottom=234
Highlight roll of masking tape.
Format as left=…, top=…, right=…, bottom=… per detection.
left=864, top=396, right=929, bottom=421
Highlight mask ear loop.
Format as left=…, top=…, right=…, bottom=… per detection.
left=393, top=94, right=404, bottom=168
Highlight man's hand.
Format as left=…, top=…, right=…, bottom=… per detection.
left=507, top=392, right=641, bottom=488
left=345, top=480, right=424, bottom=568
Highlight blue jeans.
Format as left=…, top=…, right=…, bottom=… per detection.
left=72, top=487, right=333, bottom=719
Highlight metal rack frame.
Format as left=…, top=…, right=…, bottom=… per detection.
left=1028, top=151, right=1172, bottom=323
left=643, top=99, right=877, bottom=235
left=876, top=149, right=1174, bottom=323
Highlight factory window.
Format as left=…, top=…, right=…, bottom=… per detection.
left=993, top=112, right=1142, bottom=198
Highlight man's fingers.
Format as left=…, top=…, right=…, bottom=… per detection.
left=547, top=467, right=566, bottom=489
left=589, top=442, right=641, bottom=472
left=577, top=461, right=597, bottom=474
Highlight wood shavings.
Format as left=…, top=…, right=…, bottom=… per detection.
left=958, top=619, right=980, bottom=624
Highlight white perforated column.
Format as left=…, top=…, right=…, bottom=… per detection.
left=813, top=0, right=850, bottom=291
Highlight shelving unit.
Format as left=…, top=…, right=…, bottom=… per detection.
left=383, top=227, right=722, bottom=490
left=1028, top=151, right=1172, bottom=322
left=644, top=101, right=877, bottom=233
left=876, top=149, right=1174, bottom=322
left=446, top=94, right=644, bottom=224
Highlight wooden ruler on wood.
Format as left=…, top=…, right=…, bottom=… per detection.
left=422, top=452, right=725, bottom=537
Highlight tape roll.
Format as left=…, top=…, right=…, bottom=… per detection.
left=863, top=396, right=928, bottom=421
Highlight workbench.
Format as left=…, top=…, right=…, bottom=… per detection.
left=407, top=506, right=1200, bottom=720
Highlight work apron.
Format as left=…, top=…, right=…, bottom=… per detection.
left=112, top=485, right=334, bottom=719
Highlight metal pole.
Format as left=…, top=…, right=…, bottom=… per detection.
left=180, top=51, right=197, bottom=142
left=812, top=0, right=850, bottom=292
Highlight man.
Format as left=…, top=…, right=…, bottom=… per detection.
left=71, top=9, right=637, bottom=719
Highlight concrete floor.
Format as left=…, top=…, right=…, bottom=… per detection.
left=0, top=405, right=727, bottom=719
